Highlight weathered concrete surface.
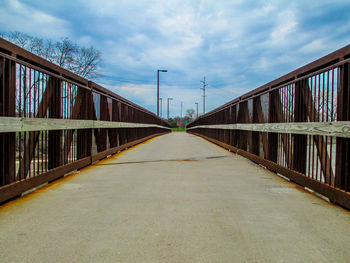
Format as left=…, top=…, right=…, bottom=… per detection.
left=1, top=132, right=350, bottom=263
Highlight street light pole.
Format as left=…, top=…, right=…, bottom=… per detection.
left=157, top=69, right=167, bottom=116
left=181, top=101, right=183, bottom=118
left=195, top=102, right=198, bottom=118
left=159, top=98, right=163, bottom=117
left=167, top=97, right=173, bottom=119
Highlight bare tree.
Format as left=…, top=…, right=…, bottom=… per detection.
left=41, top=39, right=55, bottom=62
left=54, top=37, right=77, bottom=68
left=185, top=108, right=195, bottom=119
left=72, top=46, right=102, bottom=78
left=6, top=31, right=32, bottom=48
left=2, top=31, right=102, bottom=79
left=1, top=31, right=100, bottom=120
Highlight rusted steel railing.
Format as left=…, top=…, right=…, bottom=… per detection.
left=0, top=38, right=171, bottom=203
left=187, top=45, right=350, bottom=210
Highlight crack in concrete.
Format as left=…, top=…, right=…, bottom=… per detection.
left=94, top=155, right=230, bottom=166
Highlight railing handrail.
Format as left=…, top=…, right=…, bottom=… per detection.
left=0, top=38, right=171, bottom=204
left=195, top=43, right=350, bottom=121
left=187, top=44, right=350, bottom=210
left=0, top=37, right=167, bottom=122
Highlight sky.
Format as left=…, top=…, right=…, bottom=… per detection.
left=1, top=0, right=350, bottom=118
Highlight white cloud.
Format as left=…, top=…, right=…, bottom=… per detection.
left=0, top=0, right=71, bottom=39
left=1, top=0, right=349, bottom=114
left=270, top=10, right=297, bottom=46
left=127, top=34, right=149, bottom=45
left=299, top=39, right=325, bottom=54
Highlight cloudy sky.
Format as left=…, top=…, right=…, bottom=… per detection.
left=1, top=0, right=350, bottom=117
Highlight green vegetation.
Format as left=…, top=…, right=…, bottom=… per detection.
left=172, top=127, right=186, bottom=132
left=167, top=118, right=178, bottom=128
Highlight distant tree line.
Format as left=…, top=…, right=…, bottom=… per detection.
left=1, top=31, right=102, bottom=79
left=167, top=108, right=196, bottom=128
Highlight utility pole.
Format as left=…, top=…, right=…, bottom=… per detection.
left=157, top=69, right=167, bottom=116
left=181, top=101, right=183, bottom=118
left=167, top=98, right=173, bottom=119
left=200, top=77, right=207, bottom=114
left=159, top=98, right=163, bottom=117
left=195, top=102, right=198, bottom=118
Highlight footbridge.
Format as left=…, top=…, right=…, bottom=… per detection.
left=1, top=38, right=350, bottom=262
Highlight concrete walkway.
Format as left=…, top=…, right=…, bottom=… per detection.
left=1, top=132, right=350, bottom=263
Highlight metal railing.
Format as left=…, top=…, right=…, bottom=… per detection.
left=187, top=45, right=350, bottom=210
left=0, top=38, right=171, bottom=203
